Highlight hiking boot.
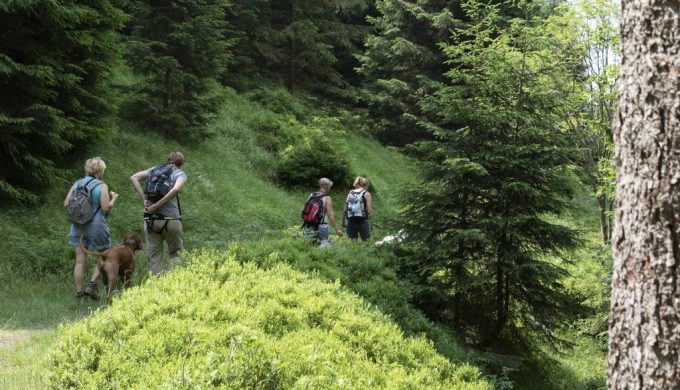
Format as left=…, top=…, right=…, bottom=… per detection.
left=83, top=282, right=100, bottom=301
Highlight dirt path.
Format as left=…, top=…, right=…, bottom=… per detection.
left=0, top=330, right=36, bottom=351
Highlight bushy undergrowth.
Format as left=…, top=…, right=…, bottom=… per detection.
left=225, top=236, right=473, bottom=361
left=46, top=250, right=490, bottom=389
left=275, top=137, right=352, bottom=189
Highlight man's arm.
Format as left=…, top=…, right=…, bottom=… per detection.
left=130, top=170, right=150, bottom=202
left=145, top=175, right=187, bottom=214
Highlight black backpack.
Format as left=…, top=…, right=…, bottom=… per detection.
left=144, top=163, right=174, bottom=202
left=66, top=178, right=102, bottom=225
left=301, top=192, right=326, bottom=227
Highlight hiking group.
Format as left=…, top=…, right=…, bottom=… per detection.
left=65, top=152, right=187, bottom=300
left=301, top=177, right=373, bottom=247
left=65, top=152, right=372, bottom=300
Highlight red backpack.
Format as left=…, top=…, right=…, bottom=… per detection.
left=301, top=192, right=326, bottom=227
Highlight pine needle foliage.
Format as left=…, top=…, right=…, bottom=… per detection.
left=0, top=0, right=125, bottom=204
left=400, top=0, right=584, bottom=349
left=224, top=0, right=370, bottom=100
left=123, top=0, right=234, bottom=139
left=357, top=0, right=458, bottom=145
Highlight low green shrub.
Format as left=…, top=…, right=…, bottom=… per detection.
left=45, top=250, right=490, bottom=389
left=244, top=111, right=302, bottom=154
left=275, top=136, right=351, bottom=189
left=245, top=87, right=310, bottom=119
left=225, top=237, right=474, bottom=362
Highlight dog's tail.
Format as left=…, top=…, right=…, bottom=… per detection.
left=79, top=234, right=104, bottom=257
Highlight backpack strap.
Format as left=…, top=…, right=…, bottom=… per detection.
left=84, top=177, right=103, bottom=217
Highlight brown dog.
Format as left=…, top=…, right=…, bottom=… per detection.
left=80, top=234, right=143, bottom=304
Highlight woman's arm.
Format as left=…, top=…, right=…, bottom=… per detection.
left=324, top=196, right=343, bottom=236
left=63, top=188, right=73, bottom=208
left=342, top=198, right=347, bottom=227
left=365, top=192, right=373, bottom=217
left=99, top=183, right=118, bottom=214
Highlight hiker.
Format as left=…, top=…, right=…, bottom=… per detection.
left=302, top=178, right=343, bottom=247
left=342, top=176, right=373, bottom=241
left=64, top=157, right=118, bottom=299
left=130, top=151, right=187, bottom=275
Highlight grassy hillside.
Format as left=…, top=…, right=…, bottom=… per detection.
left=0, top=86, right=415, bottom=279
left=0, top=85, right=608, bottom=389
left=2, top=87, right=472, bottom=389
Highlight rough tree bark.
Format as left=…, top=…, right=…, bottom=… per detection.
left=608, top=1, right=680, bottom=388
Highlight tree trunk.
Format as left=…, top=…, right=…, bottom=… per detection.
left=163, top=65, right=171, bottom=110
left=495, top=258, right=506, bottom=336
left=608, top=1, right=680, bottom=388
left=286, top=0, right=296, bottom=92
left=598, top=195, right=610, bottom=244
left=453, top=261, right=463, bottom=329
left=607, top=200, right=614, bottom=243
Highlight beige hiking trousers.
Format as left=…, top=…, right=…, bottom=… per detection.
left=144, top=219, right=183, bottom=275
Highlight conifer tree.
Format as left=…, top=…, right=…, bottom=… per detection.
left=358, top=0, right=456, bottom=145
left=225, top=0, right=370, bottom=99
left=401, top=0, right=582, bottom=345
left=124, top=0, right=233, bottom=139
left=0, top=1, right=124, bottom=204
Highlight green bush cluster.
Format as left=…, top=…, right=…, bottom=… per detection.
left=245, top=87, right=310, bottom=120
left=45, top=250, right=490, bottom=389
left=216, top=237, right=474, bottom=362
left=275, top=136, right=351, bottom=189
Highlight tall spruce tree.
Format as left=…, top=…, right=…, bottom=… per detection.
left=401, top=0, right=582, bottom=346
left=124, top=0, right=233, bottom=139
left=357, top=0, right=456, bottom=145
left=224, top=0, right=369, bottom=99
left=0, top=1, right=125, bottom=204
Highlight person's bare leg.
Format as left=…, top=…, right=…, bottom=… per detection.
left=74, top=247, right=88, bottom=293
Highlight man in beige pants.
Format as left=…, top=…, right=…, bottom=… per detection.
left=130, top=152, right=187, bottom=275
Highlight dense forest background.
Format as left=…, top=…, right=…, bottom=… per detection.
left=0, top=0, right=618, bottom=388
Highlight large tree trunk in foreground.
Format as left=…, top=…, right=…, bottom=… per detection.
left=608, top=1, right=680, bottom=388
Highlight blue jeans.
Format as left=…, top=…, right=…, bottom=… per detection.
left=346, top=218, right=370, bottom=240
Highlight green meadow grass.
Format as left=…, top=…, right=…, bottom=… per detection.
left=0, top=88, right=421, bottom=389
left=0, top=86, right=607, bottom=389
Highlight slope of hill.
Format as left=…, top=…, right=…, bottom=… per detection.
left=2, top=87, right=491, bottom=388
left=0, top=86, right=415, bottom=279
left=46, top=249, right=490, bottom=389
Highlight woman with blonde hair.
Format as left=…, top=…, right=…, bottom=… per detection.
left=63, top=157, right=118, bottom=299
left=342, top=176, right=373, bottom=240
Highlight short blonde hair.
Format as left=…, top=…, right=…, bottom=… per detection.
left=84, top=157, right=106, bottom=178
left=167, top=151, right=185, bottom=167
left=353, top=176, right=369, bottom=189
left=319, top=177, right=333, bottom=189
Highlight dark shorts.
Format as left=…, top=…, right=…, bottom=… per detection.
left=346, top=218, right=370, bottom=240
